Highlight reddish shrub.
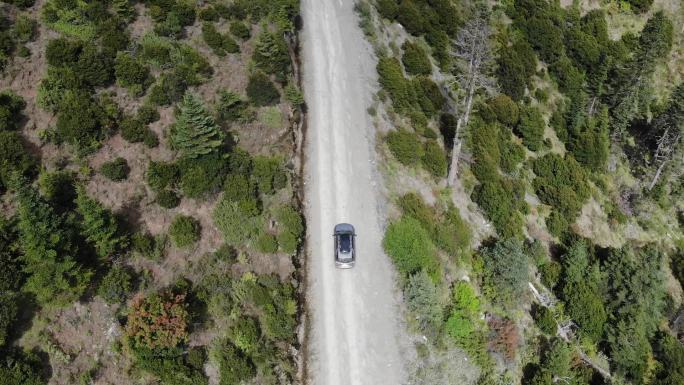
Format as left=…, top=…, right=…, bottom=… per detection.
left=487, top=317, right=520, bottom=361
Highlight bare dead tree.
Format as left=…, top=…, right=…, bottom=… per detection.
left=647, top=124, right=682, bottom=190
left=447, top=11, right=497, bottom=187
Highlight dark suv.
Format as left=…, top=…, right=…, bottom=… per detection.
left=333, top=223, right=356, bottom=268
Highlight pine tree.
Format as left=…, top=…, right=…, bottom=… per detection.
left=75, top=186, right=128, bottom=258
left=171, top=93, right=224, bottom=159
left=13, top=181, right=91, bottom=306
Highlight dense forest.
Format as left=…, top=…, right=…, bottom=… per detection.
left=0, top=0, right=305, bottom=384
left=359, top=0, right=684, bottom=384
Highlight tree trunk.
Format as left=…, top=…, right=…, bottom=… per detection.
left=447, top=82, right=475, bottom=187
left=648, top=160, right=668, bottom=190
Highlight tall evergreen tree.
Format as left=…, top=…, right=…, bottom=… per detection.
left=171, top=93, right=224, bottom=159
left=75, top=186, right=128, bottom=258
left=14, top=181, right=91, bottom=306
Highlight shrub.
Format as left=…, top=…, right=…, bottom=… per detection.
left=223, top=173, right=256, bottom=202
left=487, top=317, right=520, bottom=361
left=45, top=37, right=82, bottom=67
left=387, top=129, right=423, bottom=165
left=156, top=189, right=181, bottom=209
left=229, top=21, right=250, bottom=40
left=246, top=72, right=280, bottom=106
left=488, top=95, right=519, bottom=126
left=0, top=90, right=26, bottom=131
left=202, top=22, right=239, bottom=56
left=75, top=44, right=114, bottom=87
left=252, top=156, right=286, bottom=195
left=114, top=52, right=152, bottom=95
left=55, top=91, right=106, bottom=153
left=532, top=304, right=556, bottom=334
left=421, top=140, right=447, bottom=177
left=211, top=340, right=255, bottom=385
left=13, top=14, right=37, bottom=43
left=405, top=270, right=443, bottom=333
left=401, top=41, right=431, bottom=76
left=100, top=157, right=129, bottom=181
left=515, top=106, right=545, bottom=151
left=132, top=232, right=166, bottom=261
left=256, top=232, right=278, bottom=253
left=539, top=260, right=561, bottom=289
left=97, top=265, right=134, bottom=304
left=120, top=116, right=159, bottom=147
left=213, top=198, right=261, bottom=245
left=0, top=292, right=18, bottom=347
left=147, top=161, right=179, bottom=192
left=229, top=317, right=260, bottom=354
left=137, top=104, right=160, bottom=124
left=377, top=56, right=413, bottom=113
left=125, top=290, right=189, bottom=351
left=276, top=205, right=304, bottom=254
left=383, top=216, right=438, bottom=276
left=0, top=131, right=36, bottom=190
left=169, top=215, right=201, bottom=248
left=533, top=153, right=590, bottom=221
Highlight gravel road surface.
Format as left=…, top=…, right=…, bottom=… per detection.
left=301, top=1, right=409, bottom=384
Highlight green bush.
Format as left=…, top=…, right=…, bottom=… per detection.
left=97, top=265, right=134, bottom=304
left=120, top=116, right=158, bottom=148
left=276, top=205, right=304, bottom=254
left=0, top=90, right=26, bottom=131
left=45, top=37, right=82, bottom=67
left=515, top=105, right=545, bottom=151
left=178, top=153, right=229, bottom=199
left=0, top=131, right=37, bottom=191
left=156, top=189, right=181, bottom=209
left=533, top=153, right=590, bottom=222
left=256, top=232, right=278, bottom=253
left=223, top=173, right=256, bottom=202
left=202, top=22, right=239, bottom=56
left=377, top=56, right=413, bottom=113
left=213, top=198, right=261, bottom=245
left=0, top=292, right=18, bottom=347
left=421, top=140, right=447, bottom=177
left=137, top=104, right=160, bottom=124
left=132, top=232, right=167, bottom=261
left=532, top=303, right=556, bottom=334
left=383, top=216, right=438, bottom=276
left=211, top=340, right=255, bottom=385
left=387, top=129, right=423, bottom=166
left=169, top=215, right=201, bottom=248
left=55, top=91, right=107, bottom=154
left=147, top=161, right=179, bottom=192
left=100, top=157, right=129, bottom=181
left=539, top=260, right=561, bottom=289
left=252, top=156, right=286, bottom=195
left=401, top=41, right=431, bottom=76
left=488, top=95, right=520, bottom=126
left=497, top=39, right=537, bottom=101
left=229, top=317, right=260, bottom=354
left=12, top=14, right=37, bottom=43
left=246, top=72, right=280, bottom=106
left=229, top=21, right=250, bottom=40
left=114, top=52, right=152, bottom=95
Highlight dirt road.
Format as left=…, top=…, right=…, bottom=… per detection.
left=300, top=1, right=409, bottom=384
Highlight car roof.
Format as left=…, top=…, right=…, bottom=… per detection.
left=334, top=223, right=355, bottom=234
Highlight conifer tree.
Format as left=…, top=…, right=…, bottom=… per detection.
left=75, top=186, right=128, bottom=258
left=14, top=180, right=91, bottom=306
left=171, top=93, right=224, bottom=159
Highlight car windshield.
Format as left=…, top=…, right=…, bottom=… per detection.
left=339, top=234, right=352, bottom=253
